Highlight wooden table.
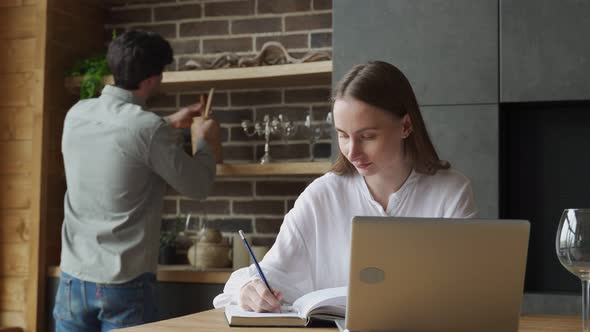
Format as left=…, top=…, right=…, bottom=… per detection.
left=114, top=309, right=582, bottom=332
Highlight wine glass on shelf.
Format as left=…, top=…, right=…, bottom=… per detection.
left=184, top=213, right=200, bottom=269
left=556, top=209, right=590, bottom=331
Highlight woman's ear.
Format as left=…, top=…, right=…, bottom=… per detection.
left=400, top=114, right=413, bottom=138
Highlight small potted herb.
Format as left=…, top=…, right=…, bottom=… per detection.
left=67, top=54, right=110, bottom=99
left=159, top=231, right=177, bottom=265
left=66, top=30, right=116, bottom=99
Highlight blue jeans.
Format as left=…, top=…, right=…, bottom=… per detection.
left=53, top=272, right=157, bottom=332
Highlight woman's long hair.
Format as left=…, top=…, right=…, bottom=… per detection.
left=331, top=61, right=449, bottom=175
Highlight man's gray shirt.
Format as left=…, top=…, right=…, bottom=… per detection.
left=60, top=85, right=216, bottom=283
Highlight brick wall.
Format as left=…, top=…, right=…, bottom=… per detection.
left=104, top=0, right=333, bottom=247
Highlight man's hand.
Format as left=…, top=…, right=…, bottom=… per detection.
left=239, top=279, right=283, bottom=313
left=191, top=117, right=223, bottom=163
left=166, top=103, right=202, bottom=129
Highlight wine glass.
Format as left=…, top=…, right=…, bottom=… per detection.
left=556, top=209, right=590, bottom=331
left=184, top=213, right=200, bottom=269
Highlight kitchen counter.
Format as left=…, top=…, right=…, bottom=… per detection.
left=47, top=265, right=232, bottom=284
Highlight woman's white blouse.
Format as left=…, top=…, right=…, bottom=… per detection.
left=213, top=168, right=477, bottom=307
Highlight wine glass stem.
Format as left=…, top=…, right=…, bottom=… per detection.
left=583, top=279, right=590, bottom=332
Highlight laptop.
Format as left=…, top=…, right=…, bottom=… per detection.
left=337, top=217, right=530, bottom=332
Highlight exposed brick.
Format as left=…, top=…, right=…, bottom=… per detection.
left=166, top=59, right=178, bottom=72
left=163, top=199, right=178, bottom=214
left=232, top=18, right=282, bottom=34
left=203, top=37, right=252, bottom=53
left=222, top=145, right=254, bottom=161
left=285, top=88, right=331, bottom=103
left=104, top=28, right=126, bottom=44
left=256, top=143, right=310, bottom=160
left=255, top=218, right=283, bottom=234
left=285, top=13, right=332, bottom=32
left=180, top=20, right=229, bottom=37
left=180, top=200, right=230, bottom=214
left=305, top=121, right=332, bottom=140
left=210, top=181, right=253, bottom=197
left=230, top=126, right=254, bottom=142
left=220, top=127, right=230, bottom=142
left=256, top=34, right=308, bottom=50
left=231, top=91, right=281, bottom=106
left=180, top=92, right=229, bottom=108
left=155, top=4, right=202, bottom=21
left=205, top=0, right=255, bottom=17
left=313, top=143, right=331, bottom=159
left=312, top=105, right=332, bottom=121
left=233, top=200, right=285, bottom=215
left=257, top=106, right=309, bottom=122
left=132, top=24, right=176, bottom=39
left=108, top=8, right=151, bottom=25
left=251, top=236, right=276, bottom=247
left=161, top=217, right=183, bottom=233
left=205, top=218, right=253, bottom=232
left=170, top=39, right=200, bottom=55
left=287, top=199, right=296, bottom=211
left=147, top=94, right=176, bottom=109
left=258, top=0, right=310, bottom=13
left=256, top=181, right=307, bottom=196
left=215, top=109, right=253, bottom=125
left=313, top=0, right=332, bottom=10
left=311, top=32, right=331, bottom=48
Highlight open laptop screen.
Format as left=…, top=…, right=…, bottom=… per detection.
left=345, top=217, right=530, bottom=332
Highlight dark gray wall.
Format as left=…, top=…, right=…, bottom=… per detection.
left=333, top=0, right=590, bottom=314
left=333, top=0, right=499, bottom=217
left=421, top=105, right=498, bottom=216
left=500, top=0, right=590, bottom=102
left=333, top=0, right=498, bottom=105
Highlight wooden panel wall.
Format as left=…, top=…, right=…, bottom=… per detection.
left=35, top=0, right=105, bottom=330
left=1, top=0, right=105, bottom=330
left=0, top=0, right=42, bottom=329
left=44, top=0, right=106, bottom=268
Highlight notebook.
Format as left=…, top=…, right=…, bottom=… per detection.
left=224, top=286, right=346, bottom=327
left=341, top=217, right=530, bottom=332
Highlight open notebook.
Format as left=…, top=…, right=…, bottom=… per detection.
left=224, top=286, right=346, bottom=327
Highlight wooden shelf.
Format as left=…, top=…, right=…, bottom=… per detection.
left=216, top=162, right=331, bottom=177
left=47, top=265, right=231, bottom=284
left=65, top=61, right=332, bottom=93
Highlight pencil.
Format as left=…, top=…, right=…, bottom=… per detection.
left=204, top=87, right=214, bottom=119
left=238, top=229, right=280, bottom=307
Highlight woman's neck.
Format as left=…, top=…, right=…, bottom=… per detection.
left=364, top=162, right=413, bottom=210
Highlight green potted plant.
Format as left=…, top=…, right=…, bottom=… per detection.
left=67, top=54, right=110, bottom=99
left=66, top=30, right=116, bottom=99
left=159, top=231, right=177, bottom=265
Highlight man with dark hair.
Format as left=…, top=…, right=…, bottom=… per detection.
left=53, top=30, right=222, bottom=331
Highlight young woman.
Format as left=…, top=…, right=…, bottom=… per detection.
left=213, top=61, right=477, bottom=312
